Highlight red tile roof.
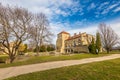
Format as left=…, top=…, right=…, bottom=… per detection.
left=59, top=31, right=70, bottom=34
left=66, top=34, right=81, bottom=41
left=65, top=33, right=87, bottom=41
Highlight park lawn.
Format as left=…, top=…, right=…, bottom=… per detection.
left=0, top=55, right=8, bottom=63
left=0, top=55, right=8, bottom=59
left=0, top=53, right=116, bottom=68
left=6, top=58, right=120, bottom=80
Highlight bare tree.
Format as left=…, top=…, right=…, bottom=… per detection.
left=0, top=5, right=32, bottom=63
left=98, top=23, right=119, bottom=53
left=29, top=13, right=53, bottom=55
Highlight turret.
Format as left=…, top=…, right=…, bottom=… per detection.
left=56, top=31, right=70, bottom=53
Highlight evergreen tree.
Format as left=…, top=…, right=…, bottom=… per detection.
left=34, top=46, right=40, bottom=52
left=88, top=37, right=96, bottom=54
left=24, top=44, right=28, bottom=53
left=47, top=45, right=55, bottom=51
left=40, top=45, right=46, bottom=52
left=96, top=32, right=102, bottom=54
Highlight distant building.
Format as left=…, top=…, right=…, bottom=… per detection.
left=0, top=42, right=15, bottom=54
left=0, top=42, right=26, bottom=54
left=56, top=31, right=94, bottom=53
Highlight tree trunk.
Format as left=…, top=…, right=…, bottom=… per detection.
left=10, top=56, right=15, bottom=63
left=36, top=45, right=39, bottom=56
left=10, top=58, right=14, bottom=63
left=107, top=49, right=110, bottom=54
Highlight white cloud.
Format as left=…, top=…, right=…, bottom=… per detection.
left=113, top=7, right=120, bottom=12
left=50, top=21, right=98, bottom=44
left=51, top=18, right=120, bottom=44
left=109, top=3, right=118, bottom=9
left=91, top=3, right=96, bottom=8
left=88, top=3, right=96, bottom=10
left=68, top=26, right=97, bottom=36
left=98, top=2, right=109, bottom=10
left=95, top=2, right=110, bottom=15
left=98, top=1, right=120, bottom=15
left=79, top=12, right=84, bottom=15
left=102, top=2, right=120, bottom=14
left=0, top=0, right=82, bottom=44
left=1, top=0, right=120, bottom=45
left=50, top=22, right=71, bottom=44
left=101, top=10, right=109, bottom=14
left=55, top=9, right=70, bottom=17
left=0, top=0, right=80, bottom=19
left=108, top=1, right=120, bottom=9
left=107, top=18, right=120, bottom=36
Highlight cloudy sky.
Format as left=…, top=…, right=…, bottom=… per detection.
left=1, top=0, right=120, bottom=44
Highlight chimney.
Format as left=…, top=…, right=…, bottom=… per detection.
left=74, top=33, right=76, bottom=36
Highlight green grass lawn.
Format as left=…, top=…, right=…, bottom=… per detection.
left=6, top=58, right=120, bottom=80
left=0, top=52, right=118, bottom=68
left=0, top=55, right=8, bottom=63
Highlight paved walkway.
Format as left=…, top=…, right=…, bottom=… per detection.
left=0, top=54, right=120, bottom=80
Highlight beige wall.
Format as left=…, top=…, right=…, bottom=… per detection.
left=56, top=33, right=70, bottom=53
left=65, top=33, right=93, bottom=47
left=56, top=32, right=94, bottom=53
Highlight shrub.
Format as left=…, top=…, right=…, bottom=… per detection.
left=88, top=37, right=96, bottom=54
left=47, top=46, right=55, bottom=51
left=0, top=56, right=8, bottom=63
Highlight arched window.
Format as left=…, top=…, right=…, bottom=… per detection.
left=73, top=41, right=76, bottom=47
left=78, top=39, right=81, bottom=45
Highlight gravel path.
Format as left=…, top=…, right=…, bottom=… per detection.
left=0, top=54, right=120, bottom=80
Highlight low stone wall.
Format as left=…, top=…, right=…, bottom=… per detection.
left=73, top=45, right=89, bottom=53
left=65, top=45, right=89, bottom=53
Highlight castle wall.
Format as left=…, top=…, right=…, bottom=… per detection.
left=56, top=32, right=70, bottom=53
left=56, top=31, right=94, bottom=53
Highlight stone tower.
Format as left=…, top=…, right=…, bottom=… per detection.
left=56, top=31, right=70, bottom=53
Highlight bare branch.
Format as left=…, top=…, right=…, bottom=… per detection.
left=0, top=4, right=32, bottom=63
left=98, top=23, right=119, bottom=53
left=28, top=13, right=53, bottom=55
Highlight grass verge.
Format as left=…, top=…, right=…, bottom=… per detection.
left=0, top=55, right=8, bottom=63
left=6, top=58, right=120, bottom=80
left=0, top=53, right=116, bottom=68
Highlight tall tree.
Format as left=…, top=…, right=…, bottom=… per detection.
left=0, top=4, right=32, bottom=63
left=88, top=37, right=96, bottom=54
left=18, top=43, right=27, bottom=55
left=96, top=32, right=102, bottom=54
left=28, top=13, right=53, bottom=55
left=24, top=44, right=28, bottom=53
left=98, top=23, right=119, bottom=53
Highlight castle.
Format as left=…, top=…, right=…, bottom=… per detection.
left=56, top=31, right=94, bottom=53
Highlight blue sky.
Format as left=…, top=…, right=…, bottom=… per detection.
left=1, top=0, right=120, bottom=44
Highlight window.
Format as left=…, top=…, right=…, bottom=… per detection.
left=78, top=39, right=81, bottom=45
left=73, top=41, right=76, bottom=47
left=58, top=34, right=62, bottom=38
